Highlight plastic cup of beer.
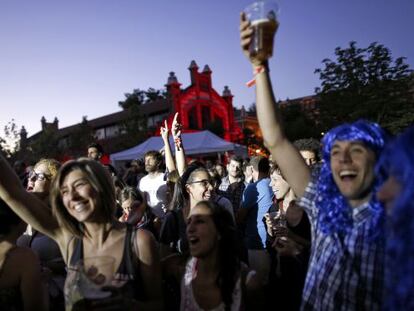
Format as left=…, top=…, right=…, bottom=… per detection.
left=244, top=0, right=279, bottom=62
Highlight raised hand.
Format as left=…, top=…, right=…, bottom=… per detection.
left=240, top=12, right=278, bottom=67
left=171, top=112, right=182, bottom=139
left=160, top=120, right=169, bottom=141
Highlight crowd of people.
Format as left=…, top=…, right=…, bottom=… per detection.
left=0, top=12, right=413, bottom=311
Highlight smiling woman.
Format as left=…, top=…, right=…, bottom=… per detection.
left=159, top=164, right=214, bottom=258
left=181, top=200, right=261, bottom=310
left=0, top=156, right=163, bottom=310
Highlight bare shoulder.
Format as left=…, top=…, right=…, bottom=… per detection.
left=135, top=228, right=156, bottom=247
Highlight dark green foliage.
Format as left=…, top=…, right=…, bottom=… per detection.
left=66, top=117, right=95, bottom=157
left=315, top=41, right=413, bottom=134
left=280, top=103, right=321, bottom=141
left=29, top=127, right=61, bottom=160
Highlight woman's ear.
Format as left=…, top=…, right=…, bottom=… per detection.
left=185, top=184, right=191, bottom=195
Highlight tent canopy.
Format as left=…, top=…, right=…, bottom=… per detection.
left=110, top=130, right=246, bottom=163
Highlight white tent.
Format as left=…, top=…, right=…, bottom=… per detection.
left=110, top=130, right=246, bottom=163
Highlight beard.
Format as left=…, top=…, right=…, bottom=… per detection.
left=145, top=164, right=158, bottom=173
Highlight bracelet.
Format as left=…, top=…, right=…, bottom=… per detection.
left=245, top=65, right=267, bottom=87
left=174, top=137, right=182, bottom=151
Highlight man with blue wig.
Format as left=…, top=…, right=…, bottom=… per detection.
left=377, top=126, right=414, bottom=311
left=240, top=13, right=387, bottom=310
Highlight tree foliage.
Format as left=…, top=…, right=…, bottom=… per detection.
left=118, top=88, right=166, bottom=110
left=29, top=127, right=62, bottom=160
left=315, top=41, right=413, bottom=133
left=0, top=120, right=21, bottom=159
left=67, top=116, right=95, bottom=157
left=116, top=88, right=158, bottom=150
left=280, top=103, right=321, bottom=141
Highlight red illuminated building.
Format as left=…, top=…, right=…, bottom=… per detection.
left=165, top=60, right=242, bottom=142
left=25, top=60, right=243, bottom=157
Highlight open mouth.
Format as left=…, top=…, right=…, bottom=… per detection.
left=188, top=236, right=200, bottom=246
left=27, top=185, right=34, bottom=192
left=73, top=203, right=87, bottom=213
left=339, top=170, right=358, bottom=182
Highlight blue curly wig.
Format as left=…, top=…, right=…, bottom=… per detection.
left=316, top=120, right=388, bottom=237
left=377, top=126, right=414, bottom=311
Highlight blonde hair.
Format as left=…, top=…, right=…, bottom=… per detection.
left=35, top=158, right=61, bottom=179
left=50, top=158, right=116, bottom=237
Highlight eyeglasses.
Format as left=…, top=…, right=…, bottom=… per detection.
left=29, top=171, right=50, bottom=181
left=187, top=179, right=214, bottom=188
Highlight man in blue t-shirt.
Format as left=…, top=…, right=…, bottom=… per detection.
left=237, top=155, right=273, bottom=286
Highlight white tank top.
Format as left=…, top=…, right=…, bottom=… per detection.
left=180, top=257, right=242, bottom=311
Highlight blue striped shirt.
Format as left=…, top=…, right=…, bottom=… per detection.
left=298, top=180, right=384, bottom=311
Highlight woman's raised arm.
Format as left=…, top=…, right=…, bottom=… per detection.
left=0, top=155, right=62, bottom=239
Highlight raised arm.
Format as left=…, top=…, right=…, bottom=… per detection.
left=0, top=155, right=61, bottom=239
left=171, top=113, right=187, bottom=176
left=160, top=120, right=176, bottom=173
left=240, top=13, right=310, bottom=197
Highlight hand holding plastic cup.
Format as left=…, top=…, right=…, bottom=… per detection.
left=268, top=210, right=288, bottom=238
left=244, top=0, right=279, bottom=62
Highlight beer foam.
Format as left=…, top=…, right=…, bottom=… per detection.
left=251, top=18, right=276, bottom=26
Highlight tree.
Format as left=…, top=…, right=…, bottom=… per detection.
left=145, top=88, right=166, bottom=103
left=247, top=102, right=257, bottom=115
left=29, top=127, right=61, bottom=160
left=280, top=103, right=321, bottom=141
left=119, top=89, right=146, bottom=110
left=0, top=119, right=21, bottom=159
left=67, top=116, right=95, bottom=157
left=117, top=89, right=148, bottom=149
left=315, top=41, right=413, bottom=133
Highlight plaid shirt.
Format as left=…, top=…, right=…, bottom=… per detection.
left=298, top=180, right=384, bottom=311
left=218, top=176, right=245, bottom=214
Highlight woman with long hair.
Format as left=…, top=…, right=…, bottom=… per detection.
left=181, top=200, right=260, bottom=310
left=159, top=164, right=214, bottom=258
left=0, top=156, right=162, bottom=310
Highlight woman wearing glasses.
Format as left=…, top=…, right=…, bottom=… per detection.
left=159, top=164, right=214, bottom=258
left=18, top=158, right=66, bottom=310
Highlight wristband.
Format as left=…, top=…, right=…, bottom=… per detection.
left=245, top=65, right=266, bottom=87
left=174, top=137, right=182, bottom=151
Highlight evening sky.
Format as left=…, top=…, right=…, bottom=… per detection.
left=1, top=0, right=413, bottom=136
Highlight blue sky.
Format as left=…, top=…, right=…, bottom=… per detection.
left=1, top=0, right=413, bottom=137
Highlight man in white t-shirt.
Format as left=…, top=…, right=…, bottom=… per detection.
left=138, top=150, right=167, bottom=218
